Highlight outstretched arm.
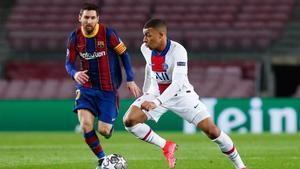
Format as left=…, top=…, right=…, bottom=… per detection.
left=110, top=30, right=141, bottom=97
left=120, top=52, right=141, bottom=98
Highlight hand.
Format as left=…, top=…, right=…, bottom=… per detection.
left=74, top=70, right=89, bottom=84
left=141, top=101, right=157, bottom=111
left=127, top=81, right=141, bottom=98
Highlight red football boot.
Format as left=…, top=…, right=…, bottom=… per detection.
left=163, top=141, right=178, bottom=169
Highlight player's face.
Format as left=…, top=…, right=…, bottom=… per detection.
left=79, top=10, right=99, bottom=34
left=143, top=28, right=163, bottom=51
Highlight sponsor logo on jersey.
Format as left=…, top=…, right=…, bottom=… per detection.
left=79, top=51, right=106, bottom=60
left=163, top=63, right=168, bottom=70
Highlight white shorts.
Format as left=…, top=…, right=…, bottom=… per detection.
left=131, top=90, right=211, bottom=126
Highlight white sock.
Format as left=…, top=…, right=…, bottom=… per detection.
left=212, top=131, right=246, bottom=169
left=125, top=123, right=166, bottom=148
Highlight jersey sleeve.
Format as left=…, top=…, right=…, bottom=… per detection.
left=172, top=45, right=188, bottom=75
left=109, top=29, right=134, bottom=81
left=143, top=62, right=152, bottom=93
left=156, top=45, right=188, bottom=104
left=65, top=32, right=78, bottom=79
left=109, top=30, right=127, bottom=55
left=141, top=43, right=153, bottom=93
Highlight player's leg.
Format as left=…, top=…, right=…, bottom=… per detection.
left=197, top=117, right=247, bottom=169
left=123, top=94, right=177, bottom=169
left=170, top=91, right=247, bottom=169
left=78, top=109, right=105, bottom=162
left=97, top=90, right=119, bottom=139
left=123, top=105, right=166, bottom=148
left=98, top=121, right=113, bottom=139
left=74, top=87, right=106, bottom=168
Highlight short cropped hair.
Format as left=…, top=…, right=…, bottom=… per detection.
left=143, top=18, right=167, bottom=30
left=79, top=3, right=100, bottom=16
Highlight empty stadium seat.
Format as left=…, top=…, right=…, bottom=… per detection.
left=0, top=79, right=8, bottom=98
left=5, top=0, right=295, bottom=52
left=20, top=79, right=43, bottom=99
left=55, top=79, right=75, bottom=99
left=38, top=79, right=60, bottom=99
left=3, top=80, right=26, bottom=99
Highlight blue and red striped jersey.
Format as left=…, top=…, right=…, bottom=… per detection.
left=65, top=23, right=134, bottom=91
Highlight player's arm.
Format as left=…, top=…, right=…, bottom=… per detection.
left=65, top=33, right=89, bottom=84
left=65, top=33, right=78, bottom=79
left=154, top=46, right=188, bottom=106
left=110, top=30, right=134, bottom=81
left=110, top=29, right=141, bottom=97
left=143, top=63, right=152, bottom=93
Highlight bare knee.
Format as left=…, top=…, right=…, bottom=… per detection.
left=123, top=115, right=138, bottom=128
left=197, top=118, right=221, bottom=139
left=80, top=120, right=94, bottom=133
left=77, top=109, right=95, bottom=133
left=98, top=125, right=112, bottom=136
left=123, top=106, right=147, bottom=128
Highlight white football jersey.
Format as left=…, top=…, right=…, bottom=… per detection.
left=140, top=39, right=194, bottom=104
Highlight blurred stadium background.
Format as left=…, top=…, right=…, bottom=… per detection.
left=0, top=0, right=300, bottom=133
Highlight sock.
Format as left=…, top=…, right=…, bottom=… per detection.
left=212, top=131, right=246, bottom=169
left=84, top=130, right=105, bottom=159
left=125, top=123, right=166, bottom=148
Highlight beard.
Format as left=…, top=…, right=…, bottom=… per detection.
left=84, top=25, right=94, bottom=34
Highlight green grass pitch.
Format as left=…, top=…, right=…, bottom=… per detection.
left=0, top=132, right=299, bottom=169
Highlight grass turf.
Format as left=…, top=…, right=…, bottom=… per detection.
left=0, top=132, right=299, bottom=169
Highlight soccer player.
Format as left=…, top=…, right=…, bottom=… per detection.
left=65, top=3, right=141, bottom=169
left=123, top=19, right=248, bottom=169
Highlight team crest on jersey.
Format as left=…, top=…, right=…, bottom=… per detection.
left=163, top=63, right=168, bottom=70
left=97, top=41, right=105, bottom=48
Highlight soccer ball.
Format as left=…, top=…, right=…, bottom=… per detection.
left=101, top=154, right=128, bottom=169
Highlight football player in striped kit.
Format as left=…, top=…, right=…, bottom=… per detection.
left=65, top=3, right=141, bottom=169
left=123, top=19, right=248, bottom=169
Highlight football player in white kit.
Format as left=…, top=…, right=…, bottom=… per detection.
left=123, top=19, right=248, bottom=169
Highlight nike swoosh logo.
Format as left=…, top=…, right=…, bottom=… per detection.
left=194, top=104, right=199, bottom=108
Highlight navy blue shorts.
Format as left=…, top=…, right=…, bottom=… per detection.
left=73, top=86, right=119, bottom=124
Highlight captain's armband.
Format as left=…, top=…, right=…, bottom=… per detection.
left=114, top=42, right=127, bottom=55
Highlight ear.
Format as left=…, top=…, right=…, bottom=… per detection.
left=78, top=15, right=81, bottom=22
left=159, top=31, right=165, bottom=38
